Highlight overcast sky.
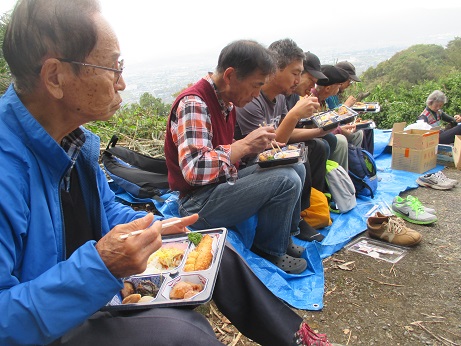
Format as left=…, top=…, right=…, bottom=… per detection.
left=1, top=0, right=461, bottom=67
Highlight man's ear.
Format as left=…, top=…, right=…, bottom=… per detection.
left=40, top=58, right=65, bottom=99
left=222, top=67, right=236, bottom=86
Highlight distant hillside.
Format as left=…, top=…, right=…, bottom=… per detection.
left=361, top=37, right=461, bottom=90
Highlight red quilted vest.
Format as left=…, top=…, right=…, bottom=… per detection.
left=164, top=78, right=236, bottom=195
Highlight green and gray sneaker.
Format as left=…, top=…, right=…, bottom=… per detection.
left=392, top=195, right=437, bottom=225
left=393, top=195, right=436, bottom=215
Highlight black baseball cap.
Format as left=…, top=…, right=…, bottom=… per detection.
left=335, top=61, right=361, bottom=82
left=316, top=65, right=350, bottom=86
left=303, top=51, right=328, bottom=83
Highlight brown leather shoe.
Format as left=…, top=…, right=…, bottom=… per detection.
left=367, top=212, right=422, bottom=247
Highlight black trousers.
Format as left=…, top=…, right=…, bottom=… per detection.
left=305, top=138, right=329, bottom=193
left=51, top=245, right=302, bottom=346
left=439, top=125, right=461, bottom=144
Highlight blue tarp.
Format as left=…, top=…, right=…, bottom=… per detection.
left=111, top=129, right=443, bottom=310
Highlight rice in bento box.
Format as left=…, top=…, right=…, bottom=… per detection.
left=143, top=241, right=188, bottom=274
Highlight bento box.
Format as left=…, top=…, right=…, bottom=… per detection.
left=102, top=228, right=227, bottom=310
left=257, top=142, right=307, bottom=168
left=351, top=102, right=380, bottom=113
left=312, top=106, right=358, bottom=131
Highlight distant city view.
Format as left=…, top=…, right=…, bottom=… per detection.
left=119, top=38, right=454, bottom=106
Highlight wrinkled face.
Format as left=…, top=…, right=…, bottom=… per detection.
left=62, top=13, right=125, bottom=123
left=430, top=101, right=444, bottom=112
left=271, top=59, right=303, bottom=97
left=294, top=72, right=318, bottom=97
left=227, top=70, right=269, bottom=108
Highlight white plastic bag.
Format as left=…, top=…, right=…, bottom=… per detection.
left=404, top=119, right=432, bottom=131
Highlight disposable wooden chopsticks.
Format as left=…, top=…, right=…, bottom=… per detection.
left=119, top=219, right=182, bottom=240
left=260, top=122, right=282, bottom=152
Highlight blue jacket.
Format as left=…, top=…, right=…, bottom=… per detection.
left=0, top=85, right=153, bottom=345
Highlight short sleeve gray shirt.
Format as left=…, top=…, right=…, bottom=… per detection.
left=235, top=92, right=288, bottom=137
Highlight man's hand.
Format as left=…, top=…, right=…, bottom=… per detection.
left=233, top=125, right=278, bottom=158
left=96, top=213, right=199, bottom=278
left=340, top=123, right=357, bottom=134
left=290, top=95, right=320, bottom=120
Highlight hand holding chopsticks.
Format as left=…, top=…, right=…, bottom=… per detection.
left=119, top=219, right=183, bottom=240
left=259, top=122, right=282, bottom=152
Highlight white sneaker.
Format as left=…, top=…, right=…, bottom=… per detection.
left=416, top=171, right=456, bottom=190
left=433, top=171, right=458, bottom=187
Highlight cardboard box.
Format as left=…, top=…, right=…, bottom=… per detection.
left=391, top=146, right=437, bottom=173
left=388, top=122, right=406, bottom=147
left=392, top=129, right=440, bottom=150
left=437, top=144, right=455, bottom=167
left=454, top=135, right=461, bottom=169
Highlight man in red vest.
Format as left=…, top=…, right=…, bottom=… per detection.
left=165, top=40, right=311, bottom=275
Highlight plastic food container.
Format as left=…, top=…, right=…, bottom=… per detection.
left=351, top=102, right=380, bottom=113
left=311, top=106, right=358, bottom=131
left=102, top=228, right=227, bottom=310
left=257, top=142, right=307, bottom=168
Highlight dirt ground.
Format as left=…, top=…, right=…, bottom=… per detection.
left=201, top=166, right=461, bottom=346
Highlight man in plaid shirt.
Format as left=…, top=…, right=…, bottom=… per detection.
left=164, top=40, right=308, bottom=274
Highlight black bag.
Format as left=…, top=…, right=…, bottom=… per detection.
left=102, top=135, right=169, bottom=200
left=347, top=143, right=378, bottom=198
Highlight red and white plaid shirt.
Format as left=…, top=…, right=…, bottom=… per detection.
left=170, top=74, right=238, bottom=186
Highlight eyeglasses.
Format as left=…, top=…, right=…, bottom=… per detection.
left=57, top=58, right=124, bottom=84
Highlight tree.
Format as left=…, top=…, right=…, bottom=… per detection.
left=139, top=92, right=171, bottom=117
left=446, top=37, right=461, bottom=70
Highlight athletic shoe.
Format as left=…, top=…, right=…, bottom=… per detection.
left=367, top=212, right=422, bottom=246
left=294, top=322, right=333, bottom=346
left=393, top=195, right=436, bottom=215
left=433, top=171, right=458, bottom=187
left=392, top=197, right=437, bottom=224
left=416, top=171, right=456, bottom=190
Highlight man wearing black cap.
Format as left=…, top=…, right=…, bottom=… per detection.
left=326, top=61, right=361, bottom=109
left=311, top=65, right=355, bottom=170
left=285, top=51, right=329, bottom=110
left=327, top=61, right=374, bottom=154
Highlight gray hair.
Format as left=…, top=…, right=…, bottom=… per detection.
left=216, top=40, right=275, bottom=80
left=268, top=38, right=304, bottom=70
left=3, top=0, right=101, bottom=94
left=426, top=90, right=447, bottom=106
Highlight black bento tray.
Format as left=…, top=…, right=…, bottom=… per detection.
left=355, top=120, right=376, bottom=129
left=351, top=102, right=380, bottom=113
left=102, top=228, right=227, bottom=311
left=257, top=142, right=307, bottom=168
left=312, top=106, right=358, bottom=131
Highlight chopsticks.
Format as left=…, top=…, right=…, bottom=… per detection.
left=260, top=122, right=282, bottom=152
left=119, top=219, right=183, bottom=240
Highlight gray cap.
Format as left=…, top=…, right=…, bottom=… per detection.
left=335, top=61, right=361, bottom=82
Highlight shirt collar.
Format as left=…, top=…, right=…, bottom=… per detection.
left=205, top=73, right=233, bottom=117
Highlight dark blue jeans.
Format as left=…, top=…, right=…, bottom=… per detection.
left=178, top=163, right=305, bottom=256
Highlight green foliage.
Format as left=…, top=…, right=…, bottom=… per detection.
left=86, top=97, right=170, bottom=146
left=349, top=37, right=461, bottom=129
left=361, top=44, right=452, bottom=90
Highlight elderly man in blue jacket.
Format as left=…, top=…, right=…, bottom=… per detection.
left=0, top=1, right=337, bottom=345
